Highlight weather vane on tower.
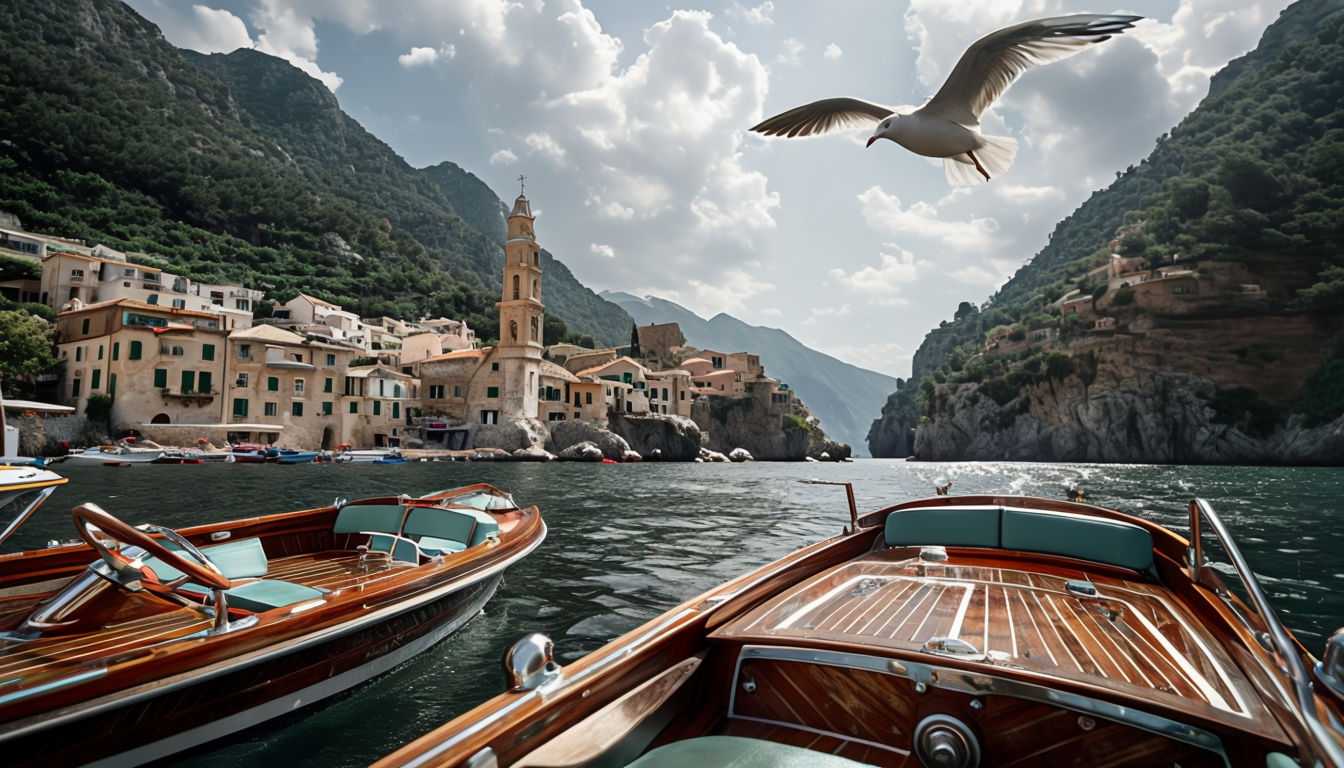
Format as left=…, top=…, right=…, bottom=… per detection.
left=518, top=174, right=526, bottom=196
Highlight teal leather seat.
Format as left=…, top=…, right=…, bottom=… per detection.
left=403, top=506, right=499, bottom=556
left=885, top=506, right=1001, bottom=549
left=1001, top=507, right=1153, bottom=572
left=217, top=579, right=325, bottom=612
left=333, top=503, right=406, bottom=535
left=627, top=737, right=874, bottom=768
left=142, top=536, right=269, bottom=582
left=367, top=532, right=421, bottom=564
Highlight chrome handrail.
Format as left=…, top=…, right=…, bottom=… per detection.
left=799, top=480, right=859, bottom=533
left=1188, top=498, right=1344, bottom=767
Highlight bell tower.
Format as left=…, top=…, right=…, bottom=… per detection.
left=495, top=176, right=544, bottom=420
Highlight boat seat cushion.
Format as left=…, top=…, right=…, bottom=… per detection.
left=1001, top=507, right=1153, bottom=572
left=143, top=536, right=269, bottom=583
left=626, top=737, right=874, bottom=768
left=216, top=579, right=326, bottom=613
left=885, top=505, right=1001, bottom=549
left=367, top=533, right=421, bottom=564
left=416, top=536, right=467, bottom=556
left=334, top=503, right=405, bottom=535
left=403, top=506, right=499, bottom=552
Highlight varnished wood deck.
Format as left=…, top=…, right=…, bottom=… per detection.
left=265, top=551, right=417, bottom=593
left=713, top=551, right=1278, bottom=735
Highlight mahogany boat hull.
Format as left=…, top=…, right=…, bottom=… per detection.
left=5, top=572, right=502, bottom=767
left=0, top=483, right=545, bottom=767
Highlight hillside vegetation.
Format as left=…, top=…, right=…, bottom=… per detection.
left=0, top=0, right=630, bottom=344
left=870, top=0, right=1344, bottom=457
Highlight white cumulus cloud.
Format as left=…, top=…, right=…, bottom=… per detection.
left=830, top=247, right=926, bottom=296
left=823, top=43, right=843, bottom=60
left=489, top=149, right=518, bottom=166
left=857, top=186, right=997, bottom=250
left=398, top=45, right=454, bottom=67
left=776, top=37, right=805, bottom=66
left=590, top=243, right=616, bottom=258
left=729, top=2, right=776, bottom=26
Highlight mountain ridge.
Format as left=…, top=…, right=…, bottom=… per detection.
left=602, top=291, right=898, bottom=454
left=0, top=0, right=631, bottom=344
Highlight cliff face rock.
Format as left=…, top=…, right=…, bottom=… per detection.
left=546, top=420, right=630, bottom=461
left=867, top=389, right=917, bottom=458
left=915, top=338, right=1344, bottom=464
left=692, top=394, right=811, bottom=460
left=607, top=413, right=702, bottom=461
left=472, top=418, right=548, bottom=452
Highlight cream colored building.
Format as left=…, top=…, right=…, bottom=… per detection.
left=225, top=324, right=358, bottom=448
left=340, top=365, right=418, bottom=447
left=54, top=299, right=228, bottom=430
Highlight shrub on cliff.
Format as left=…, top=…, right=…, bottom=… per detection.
left=1297, top=357, right=1344, bottom=427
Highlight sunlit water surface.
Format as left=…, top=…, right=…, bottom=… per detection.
left=11, top=460, right=1342, bottom=766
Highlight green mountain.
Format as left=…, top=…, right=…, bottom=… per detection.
left=868, top=0, right=1344, bottom=461
left=602, top=291, right=899, bottom=454
left=0, top=0, right=631, bottom=345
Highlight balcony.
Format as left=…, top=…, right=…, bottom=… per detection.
left=265, top=350, right=314, bottom=369
left=161, top=388, right=217, bottom=402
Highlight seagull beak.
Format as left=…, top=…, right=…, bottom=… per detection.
left=866, top=135, right=878, bottom=148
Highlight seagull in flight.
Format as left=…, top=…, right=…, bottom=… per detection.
left=750, top=14, right=1143, bottom=186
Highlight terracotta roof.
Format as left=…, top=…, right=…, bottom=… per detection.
left=57, top=297, right=220, bottom=321
left=680, top=357, right=710, bottom=365
left=345, top=365, right=415, bottom=380
left=228, top=324, right=308, bottom=344
left=539, top=360, right=579, bottom=383
left=295, top=292, right=340, bottom=309
left=574, top=355, right=649, bottom=379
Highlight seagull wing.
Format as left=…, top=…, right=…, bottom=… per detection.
left=749, top=97, right=895, bottom=138
left=920, top=14, right=1143, bottom=126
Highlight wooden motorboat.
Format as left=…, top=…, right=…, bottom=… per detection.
left=273, top=449, right=320, bottom=464
left=378, top=490, right=1344, bottom=768
left=0, top=482, right=545, bottom=766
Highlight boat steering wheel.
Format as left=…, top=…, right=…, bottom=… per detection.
left=72, top=503, right=232, bottom=595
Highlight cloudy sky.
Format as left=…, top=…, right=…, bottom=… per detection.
left=128, top=0, right=1289, bottom=378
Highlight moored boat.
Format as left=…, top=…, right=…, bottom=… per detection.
left=336, top=447, right=404, bottom=464
left=0, top=466, right=67, bottom=546
left=0, top=482, right=545, bottom=766
left=377, top=489, right=1344, bottom=768
left=62, top=446, right=165, bottom=465
left=275, top=449, right=320, bottom=464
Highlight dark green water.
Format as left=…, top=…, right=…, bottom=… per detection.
left=10, top=460, right=1343, bottom=766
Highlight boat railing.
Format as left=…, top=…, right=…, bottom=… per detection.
left=798, top=480, right=858, bottom=533
left=1188, top=498, right=1344, bottom=767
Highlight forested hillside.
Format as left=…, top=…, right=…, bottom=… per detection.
left=869, top=0, right=1344, bottom=459
left=0, top=0, right=631, bottom=344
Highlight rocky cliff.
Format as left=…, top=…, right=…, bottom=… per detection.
left=916, top=313, right=1344, bottom=463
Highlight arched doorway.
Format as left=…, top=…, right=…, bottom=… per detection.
left=321, top=426, right=334, bottom=450
left=150, top=413, right=171, bottom=424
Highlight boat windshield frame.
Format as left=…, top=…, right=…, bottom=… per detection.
left=0, top=472, right=67, bottom=550
left=1189, top=497, right=1344, bottom=767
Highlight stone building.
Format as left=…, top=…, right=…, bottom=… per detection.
left=54, top=298, right=229, bottom=430
left=225, top=324, right=358, bottom=448
left=634, top=322, right=686, bottom=370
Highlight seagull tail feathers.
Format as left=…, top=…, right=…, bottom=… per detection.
left=977, top=134, right=1018, bottom=178
left=944, top=134, right=1018, bottom=186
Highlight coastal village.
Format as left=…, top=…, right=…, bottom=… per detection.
left=1, top=192, right=844, bottom=462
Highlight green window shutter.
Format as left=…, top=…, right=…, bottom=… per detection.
left=392, top=402, right=400, bottom=419
left=153, top=368, right=167, bottom=388
left=487, top=386, right=499, bottom=398
left=322, top=401, right=333, bottom=416
left=81, top=318, right=89, bottom=334
left=129, top=341, right=142, bottom=360
left=348, top=400, right=359, bottom=414
left=198, top=371, right=213, bottom=393
left=373, top=400, right=382, bottom=416
left=71, top=378, right=81, bottom=397
left=181, top=370, right=196, bottom=393
left=292, top=402, right=303, bottom=417
left=202, top=344, right=215, bottom=361
left=108, top=374, right=117, bottom=397
left=267, top=377, right=279, bottom=391
left=91, top=369, right=101, bottom=390
left=233, top=398, right=248, bottom=417
left=112, top=342, right=119, bottom=361
left=324, top=377, right=333, bottom=393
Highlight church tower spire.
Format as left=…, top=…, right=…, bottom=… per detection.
left=495, top=182, right=544, bottom=419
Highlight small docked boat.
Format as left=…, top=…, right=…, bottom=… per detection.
left=378, top=490, right=1344, bottom=768
left=0, top=482, right=545, bottom=766
left=230, top=442, right=270, bottom=463
left=336, top=447, right=404, bottom=464
left=62, top=445, right=165, bottom=465
left=274, top=449, right=320, bottom=464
